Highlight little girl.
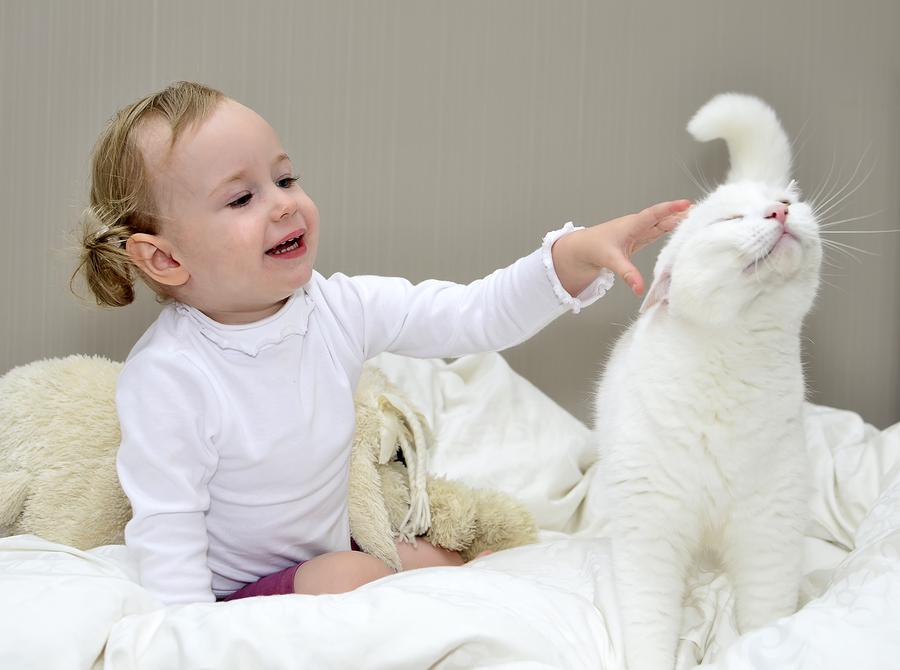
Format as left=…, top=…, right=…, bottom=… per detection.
left=74, top=81, right=689, bottom=605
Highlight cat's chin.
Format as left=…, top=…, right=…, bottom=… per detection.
left=742, top=230, right=802, bottom=274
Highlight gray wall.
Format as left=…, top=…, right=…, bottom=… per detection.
left=2, top=0, right=898, bottom=429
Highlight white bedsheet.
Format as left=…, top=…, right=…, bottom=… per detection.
left=1, top=353, right=898, bottom=669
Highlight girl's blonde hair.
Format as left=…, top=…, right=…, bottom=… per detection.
left=72, top=81, right=225, bottom=307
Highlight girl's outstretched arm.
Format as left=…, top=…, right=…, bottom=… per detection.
left=551, top=199, right=690, bottom=296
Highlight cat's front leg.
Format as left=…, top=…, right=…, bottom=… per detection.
left=610, top=507, right=696, bottom=670
left=722, top=501, right=805, bottom=633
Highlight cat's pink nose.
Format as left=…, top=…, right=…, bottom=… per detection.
left=765, top=203, right=788, bottom=226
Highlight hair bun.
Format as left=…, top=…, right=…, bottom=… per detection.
left=73, top=206, right=136, bottom=307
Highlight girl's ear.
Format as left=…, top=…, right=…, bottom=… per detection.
left=640, top=268, right=671, bottom=313
left=126, top=233, right=190, bottom=286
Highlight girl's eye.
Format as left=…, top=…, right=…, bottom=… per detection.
left=277, top=175, right=299, bottom=189
left=228, top=193, right=252, bottom=208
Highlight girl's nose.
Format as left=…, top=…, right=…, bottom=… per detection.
left=764, top=202, right=788, bottom=226
left=273, top=190, right=297, bottom=220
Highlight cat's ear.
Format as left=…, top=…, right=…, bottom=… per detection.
left=640, top=269, right=671, bottom=313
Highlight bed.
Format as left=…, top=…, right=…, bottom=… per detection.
left=1, top=351, right=899, bottom=669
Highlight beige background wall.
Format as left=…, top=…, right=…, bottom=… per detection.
left=1, top=0, right=898, bottom=429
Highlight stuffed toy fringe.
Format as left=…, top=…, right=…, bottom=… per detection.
left=349, top=365, right=539, bottom=570
left=0, top=355, right=538, bottom=566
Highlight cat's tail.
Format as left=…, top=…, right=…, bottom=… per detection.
left=687, top=93, right=793, bottom=189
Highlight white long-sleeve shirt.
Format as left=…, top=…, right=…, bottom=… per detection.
left=116, top=227, right=613, bottom=604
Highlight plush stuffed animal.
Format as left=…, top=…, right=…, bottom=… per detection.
left=0, top=356, right=129, bottom=549
left=0, top=355, right=538, bottom=564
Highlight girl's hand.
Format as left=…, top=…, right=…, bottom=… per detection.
left=552, top=199, right=691, bottom=296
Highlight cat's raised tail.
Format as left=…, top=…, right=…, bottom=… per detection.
left=688, top=93, right=793, bottom=189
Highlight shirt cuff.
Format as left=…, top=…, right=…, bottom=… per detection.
left=541, top=222, right=615, bottom=314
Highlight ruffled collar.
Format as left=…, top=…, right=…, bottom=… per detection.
left=174, top=290, right=314, bottom=356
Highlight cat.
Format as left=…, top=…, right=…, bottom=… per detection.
left=592, top=93, right=821, bottom=670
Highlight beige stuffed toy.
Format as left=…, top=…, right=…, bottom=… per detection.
left=349, top=365, right=539, bottom=569
left=0, top=356, right=129, bottom=549
left=0, top=355, right=538, bottom=564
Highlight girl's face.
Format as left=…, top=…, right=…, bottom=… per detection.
left=141, top=99, right=319, bottom=324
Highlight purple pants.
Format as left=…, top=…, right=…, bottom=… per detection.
left=221, top=540, right=363, bottom=601
left=222, top=563, right=302, bottom=601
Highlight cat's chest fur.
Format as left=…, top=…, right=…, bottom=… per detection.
left=596, top=308, right=806, bottom=513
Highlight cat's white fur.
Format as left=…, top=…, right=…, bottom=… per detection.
left=593, top=94, right=821, bottom=670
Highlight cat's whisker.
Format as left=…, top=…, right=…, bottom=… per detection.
left=820, top=237, right=873, bottom=253
left=792, top=113, right=813, bottom=150
left=673, top=150, right=712, bottom=197
left=698, top=159, right=716, bottom=195
left=808, top=147, right=840, bottom=208
left=751, top=258, right=765, bottom=287
left=820, top=250, right=860, bottom=271
left=819, top=251, right=859, bottom=272
left=810, top=159, right=861, bottom=216
left=812, top=149, right=874, bottom=221
left=819, top=229, right=889, bottom=268
left=820, top=257, right=863, bottom=275
left=818, top=211, right=884, bottom=229
left=789, top=113, right=814, bottom=168
left=791, top=133, right=812, bottom=159
left=816, top=276, right=851, bottom=295
left=820, top=227, right=898, bottom=234
left=819, top=238, right=877, bottom=264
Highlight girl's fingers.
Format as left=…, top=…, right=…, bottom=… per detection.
left=607, top=254, right=645, bottom=295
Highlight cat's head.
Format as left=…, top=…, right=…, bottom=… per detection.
left=641, top=94, right=822, bottom=328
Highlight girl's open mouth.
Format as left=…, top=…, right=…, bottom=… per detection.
left=266, top=234, right=304, bottom=256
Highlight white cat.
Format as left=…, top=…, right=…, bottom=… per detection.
left=593, top=94, right=821, bottom=670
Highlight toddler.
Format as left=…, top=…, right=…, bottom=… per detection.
left=74, top=81, right=689, bottom=605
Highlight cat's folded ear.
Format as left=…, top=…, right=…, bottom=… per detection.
left=640, top=269, right=671, bottom=313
